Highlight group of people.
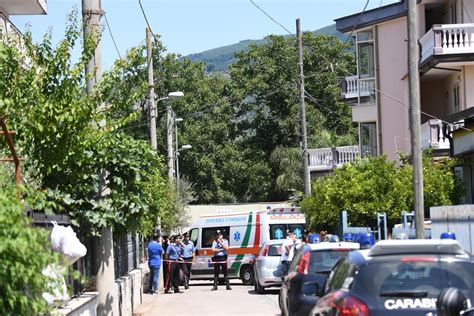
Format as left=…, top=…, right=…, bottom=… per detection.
left=147, top=229, right=232, bottom=294
left=147, top=232, right=195, bottom=294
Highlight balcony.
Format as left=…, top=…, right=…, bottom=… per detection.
left=420, top=24, right=474, bottom=64
left=340, top=76, right=371, bottom=99
left=308, top=146, right=359, bottom=172
left=0, top=0, right=47, bottom=15
left=420, top=119, right=450, bottom=151
left=0, top=13, right=24, bottom=52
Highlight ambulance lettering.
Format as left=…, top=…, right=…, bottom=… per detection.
left=384, top=298, right=437, bottom=310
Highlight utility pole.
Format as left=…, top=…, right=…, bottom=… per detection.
left=407, top=0, right=424, bottom=239
left=167, top=107, right=174, bottom=180
left=297, top=18, right=311, bottom=196
left=146, top=27, right=157, bottom=150
left=82, top=1, right=115, bottom=314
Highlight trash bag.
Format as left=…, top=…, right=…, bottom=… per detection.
left=42, top=264, right=70, bottom=306
left=49, top=221, right=87, bottom=265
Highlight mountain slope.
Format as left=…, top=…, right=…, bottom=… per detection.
left=186, top=24, right=346, bottom=73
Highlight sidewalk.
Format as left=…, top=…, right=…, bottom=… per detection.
left=134, top=280, right=280, bottom=316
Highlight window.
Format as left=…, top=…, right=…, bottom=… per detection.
left=201, top=226, right=229, bottom=248
left=189, top=228, right=199, bottom=248
left=451, top=0, right=458, bottom=24
left=356, top=29, right=376, bottom=106
left=327, top=258, right=351, bottom=292
left=308, top=250, right=351, bottom=274
left=360, top=122, right=378, bottom=157
left=454, top=84, right=460, bottom=113
left=269, top=224, right=306, bottom=240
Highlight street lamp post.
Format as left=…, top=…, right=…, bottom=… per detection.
left=176, top=144, right=192, bottom=186
left=175, top=117, right=183, bottom=182
left=157, top=91, right=184, bottom=180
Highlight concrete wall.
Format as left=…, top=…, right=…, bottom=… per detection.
left=54, top=268, right=144, bottom=316
left=377, top=18, right=411, bottom=160
left=53, top=293, right=98, bottom=316
left=464, top=0, right=474, bottom=23
left=464, top=65, right=474, bottom=109
left=430, top=205, right=474, bottom=254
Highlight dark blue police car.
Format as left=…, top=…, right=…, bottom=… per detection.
left=310, top=239, right=474, bottom=316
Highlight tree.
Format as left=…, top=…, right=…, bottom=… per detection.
left=300, top=155, right=459, bottom=231
left=229, top=33, right=357, bottom=200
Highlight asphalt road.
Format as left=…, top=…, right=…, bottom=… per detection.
left=135, top=280, right=281, bottom=316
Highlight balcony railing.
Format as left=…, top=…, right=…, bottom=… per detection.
left=341, top=76, right=372, bottom=99
left=421, top=119, right=450, bottom=151
left=0, top=13, right=24, bottom=51
left=420, top=23, right=474, bottom=63
left=308, top=146, right=359, bottom=172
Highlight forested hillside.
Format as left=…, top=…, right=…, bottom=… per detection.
left=186, top=24, right=346, bottom=73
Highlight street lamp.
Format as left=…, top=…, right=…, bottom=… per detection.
left=176, top=144, right=192, bottom=187
left=162, top=91, right=184, bottom=180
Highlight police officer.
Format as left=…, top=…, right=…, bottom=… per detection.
left=178, top=232, right=195, bottom=289
left=162, top=235, right=170, bottom=288
left=211, top=230, right=231, bottom=291
left=165, top=235, right=183, bottom=293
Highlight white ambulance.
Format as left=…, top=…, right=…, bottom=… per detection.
left=187, top=206, right=306, bottom=284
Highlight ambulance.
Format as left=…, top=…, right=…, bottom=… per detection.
left=187, top=206, right=306, bottom=284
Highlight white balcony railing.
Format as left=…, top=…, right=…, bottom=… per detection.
left=0, top=13, right=24, bottom=51
left=341, top=76, right=371, bottom=99
left=308, top=146, right=359, bottom=172
left=420, top=23, right=474, bottom=63
left=421, top=119, right=450, bottom=151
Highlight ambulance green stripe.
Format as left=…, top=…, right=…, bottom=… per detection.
left=231, top=211, right=253, bottom=272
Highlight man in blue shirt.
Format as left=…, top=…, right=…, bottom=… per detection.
left=165, top=235, right=183, bottom=293
left=211, top=230, right=232, bottom=291
left=179, top=232, right=195, bottom=289
left=147, top=234, right=163, bottom=294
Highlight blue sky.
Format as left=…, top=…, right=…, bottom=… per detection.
left=11, top=0, right=398, bottom=69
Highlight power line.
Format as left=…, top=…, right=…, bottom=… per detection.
left=343, top=0, right=370, bottom=45
left=249, top=0, right=470, bottom=132
left=103, top=12, right=122, bottom=60
left=138, top=0, right=160, bottom=42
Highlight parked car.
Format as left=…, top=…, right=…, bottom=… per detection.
left=279, top=241, right=360, bottom=316
left=310, top=239, right=474, bottom=316
left=253, top=239, right=285, bottom=293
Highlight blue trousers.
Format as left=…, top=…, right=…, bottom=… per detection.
left=148, top=266, right=160, bottom=293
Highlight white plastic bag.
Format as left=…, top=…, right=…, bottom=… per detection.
left=61, top=226, right=87, bottom=265
left=42, top=264, right=70, bottom=306
left=49, top=221, right=87, bottom=265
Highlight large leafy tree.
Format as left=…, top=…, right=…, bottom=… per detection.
left=229, top=33, right=356, bottom=200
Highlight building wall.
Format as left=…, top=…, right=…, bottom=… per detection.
left=464, top=0, right=474, bottom=23
left=421, top=78, right=450, bottom=122
left=464, top=65, right=474, bottom=109
left=377, top=18, right=411, bottom=160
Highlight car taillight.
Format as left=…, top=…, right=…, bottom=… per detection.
left=330, top=291, right=369, bottom=316
left=297, top=252, right=310, bottom=274
left=261, top=245, right=270, bottom=256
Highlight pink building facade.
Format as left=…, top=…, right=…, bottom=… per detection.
left=336, top=0, right=474, bottom=201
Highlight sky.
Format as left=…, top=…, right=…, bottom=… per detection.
left=10, top=0, right=398, bottom=69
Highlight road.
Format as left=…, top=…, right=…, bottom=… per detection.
left=135, top=280, right=281, bottom=316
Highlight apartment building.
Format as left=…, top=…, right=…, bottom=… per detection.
left=0, top=0, right=47, bottom=49
left=336, top=0, right=474, bottom=201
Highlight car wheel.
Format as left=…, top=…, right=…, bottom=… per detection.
left=255, top=279, right=265, bottom=294
left=240, top=265, right=254, bottom=285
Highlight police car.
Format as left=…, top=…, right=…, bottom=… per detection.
left=310, top=239, right=474, bottom=316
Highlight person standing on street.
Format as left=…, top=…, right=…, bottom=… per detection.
left=165, top=235, right=183, bottom=294
left=162, top=235, right=169, bottom=288
left=211, top=230, right=232, bottom=291
left=179, top=232, right=195, bottom=289
left=147, top=234, right=163, bottom=294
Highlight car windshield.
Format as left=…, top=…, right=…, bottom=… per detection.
left=353, top=258, right=474, bottom=298
left=309, top=250, right=350, bottom=273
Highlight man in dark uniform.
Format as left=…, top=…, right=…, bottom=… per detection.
left=162, top=235, right=169, bottom=288
left=165, top=235, right=183, bottom=293
left=211, top=230, right=232, bottom=291
left=178, top=232, right=195, bottom=289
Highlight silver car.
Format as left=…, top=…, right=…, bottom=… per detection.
left=253, top=239, right=285, bottom=294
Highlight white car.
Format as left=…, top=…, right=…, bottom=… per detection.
left=253, top=239, right=285, bottom=293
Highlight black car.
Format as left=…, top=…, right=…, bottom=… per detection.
left=279, top=242, right=360, bottom=316
left=310, top=239, right=474, bottom=316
